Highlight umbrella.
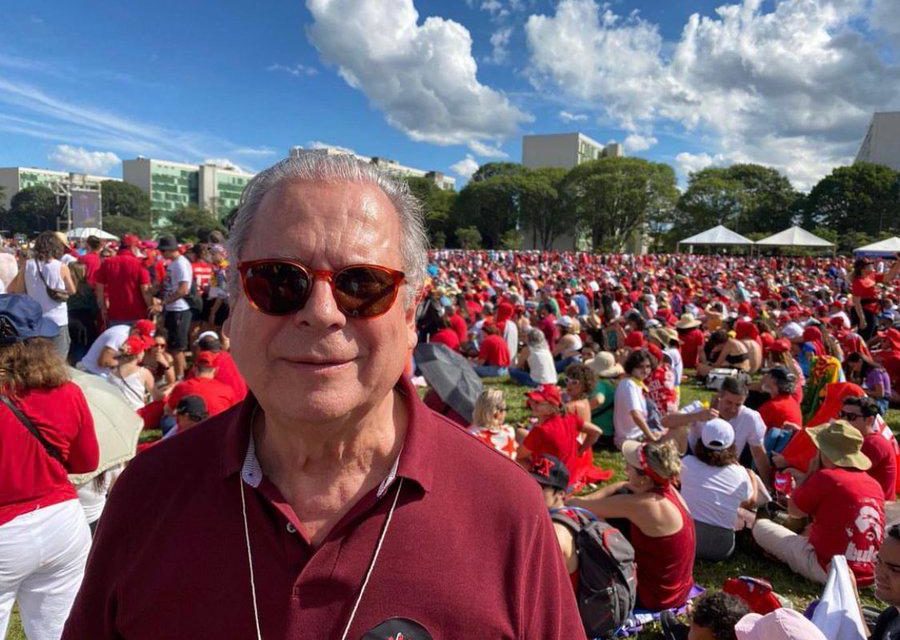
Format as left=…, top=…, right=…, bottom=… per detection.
left=67, top=227, right=119, bottom=241
left=67, top=367, right=144, bottom=485
left=413, top=343, right=483, bottom=423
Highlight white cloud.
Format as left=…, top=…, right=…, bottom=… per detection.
left=559, top=110, right=588, bottom=123
left=267, top=63, right=318, bottom=77
left=487, top=27, right=513, bottom=64
left=525, top=0, right=900, bottom=189
left=451, top=154, right=479, bottom=178
left=468, top=139, right=508, bottom=158
left=674, top=151, right=718, bottom=178
left=48, top=145, right=120, bottom=174
left=306, top=0, right=531, bottom=149
left=623, top=133, right=657, bottom=152
left=233, top=146, right=278, bottom=157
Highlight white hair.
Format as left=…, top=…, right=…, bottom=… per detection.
left=227, top=154, right=428, bottom=307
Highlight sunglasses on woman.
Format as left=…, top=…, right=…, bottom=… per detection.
left=237, top=259, right=405, bottom=319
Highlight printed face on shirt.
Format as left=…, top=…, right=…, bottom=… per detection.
left=227, top=179, right=416, bottom=426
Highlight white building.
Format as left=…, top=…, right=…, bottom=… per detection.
left=856, top=112, right=900, bottom=171
left=0, top=167, right=117, bottom=209
left=522, top=132, right=623, bottom=170
left=289, top=145, right=456, bottom=190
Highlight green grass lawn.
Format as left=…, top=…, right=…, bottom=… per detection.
left=6, top=379, right=899, bottom=640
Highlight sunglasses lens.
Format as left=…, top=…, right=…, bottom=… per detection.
left=334, top=266, right=399, bottom=318
left=243, top=262, right=311, bottom=315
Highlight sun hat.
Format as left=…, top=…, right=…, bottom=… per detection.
left=735, top=608, right=826, bottom=640
left=529, top=454, right=570, bottom=491
left=586, top=352, right=624, bottom=378
left=676, top=313, right=701, bottom=329
left=806, top=419, right=871, bottom=470
left=0, top=294, right=59, bottom=344
left=701, top=418, right=735, bottom=451
left=525, top=384, right=562, bottom=407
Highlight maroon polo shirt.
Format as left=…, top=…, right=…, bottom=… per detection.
left=63, top=377, right=585, bottom=640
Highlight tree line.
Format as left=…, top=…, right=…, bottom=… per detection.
left=2, top=159, right=899, bottom=252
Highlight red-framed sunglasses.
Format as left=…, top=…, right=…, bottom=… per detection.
left=237, top=259, right=406, bottom=319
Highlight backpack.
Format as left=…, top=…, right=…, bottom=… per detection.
left=550, top=506, right=637, bottom=639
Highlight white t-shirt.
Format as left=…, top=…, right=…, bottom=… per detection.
left=24, top=259, right=68, bottom=327
left=163, top=255, right=193, bottom=312
left=503, top=320, right=518, bottom=364
left=688, top=405, right=766, bottom=456
left=80, top=325, right=131, bottom=376
left=665, top=347, right=683, bottom=388
left=613, top=377, right=647, bottom=449
left=527, top=347, right=558, bottom=385
left=680, top=456, right=752, bottom=529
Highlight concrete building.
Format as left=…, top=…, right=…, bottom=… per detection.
left=856, top=112, right=900, bottom=171
left=522, top=132, right=623, bottom=170
left=0, top=167, right=117, bottom=209
left=123, top=157, right=254, bottom=224
left=289, top=145, right=456, bottom=190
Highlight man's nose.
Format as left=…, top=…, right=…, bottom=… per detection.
left=291, top=276, right=346, bottom=329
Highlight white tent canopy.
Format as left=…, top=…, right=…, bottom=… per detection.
left=67, top=227, right=119, bottom=241
left=678, top=225, right=755, bottom=247
left=854, top=236, right=900, bottom=257
left=755, top=226, right=834, bottom=247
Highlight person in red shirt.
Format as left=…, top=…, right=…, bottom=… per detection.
left=537, top=304, right=559, bottom=352
left=473, top=320, right=510, bottom=377
left=94, top=234, right=153, bottom=326
left=77, top=235, right=103, bottom=286
left=569, top=440, right=695, bottom=611
left=753, top=419, right=885, bottom=586
left=190, top=332, right=248, bottom=402
left=428, top=315, right=460, bottom=352
left=0, top=295, right=98, bottom=637
left=676, top=313, right=704, bottom=369
left=842, top=396, right=897, bottom=501
left=166, top=351, right=237, bottom=418
left=758, top=366, right=803, bottom=430
left=851, top=258, right=900, bottom=340
left=448, top=304, right=468, bottom=343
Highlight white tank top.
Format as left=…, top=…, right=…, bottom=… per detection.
left=108, top=368, right=147, bottom=410
left=24, top=259, right=68, bottom=326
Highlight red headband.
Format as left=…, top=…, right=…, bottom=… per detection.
left=639, top=445, right=671, bottom=488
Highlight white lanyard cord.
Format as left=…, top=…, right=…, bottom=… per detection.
left=239, top=474, right=264, bottom=640
left=240, top=474, right=405, bottom=640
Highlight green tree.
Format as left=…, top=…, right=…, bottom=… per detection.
left=469, top=162, right=524, bottom=183
left=516, top=167, right=574, bottom=250
left=803, top=163, right=900, bottom=235
left=450, top=176, right=520, bottom=248
left=163, top=205, right=225, bottom=243
left=455, top=226, right=482, bottom=249
left=674, top=164, right=797, bottom=237
left=102, top=215, right=152, bottom=239
left=5, top=186, right=61, bottom=234
left=101, top=180, right=151, bottom=221
left=560, top=157, right=678, bottom=251
left=405, top=177, right=457, bottom=245
left=499, top=229, right=524, bottom=250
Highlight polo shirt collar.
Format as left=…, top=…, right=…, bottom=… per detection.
left=222, top=375, right=435, bottom=495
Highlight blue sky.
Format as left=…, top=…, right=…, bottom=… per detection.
left=2, top=0, right=899, bottom=190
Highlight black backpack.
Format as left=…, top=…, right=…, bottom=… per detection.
left=550, top=506, right=637, bottom=639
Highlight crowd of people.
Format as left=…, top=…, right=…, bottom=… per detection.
left=2, top=154, right=900, bottom=639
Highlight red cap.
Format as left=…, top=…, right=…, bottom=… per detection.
left=195, top=350, right=219, bottom=368
left=625, top=331, right=646, bottom=349
left=122, top=233, right=141, bottom=248
left=647, top=343, right=664, bottom=363
left=769, top=338, right=791, bottom=353
left=134, top=319, right=156, bottom=338
left=526, top=384, right=562, bottom=407
left=120, top=335, right=150, bottom=356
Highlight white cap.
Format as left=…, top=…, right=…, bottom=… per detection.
left=194, top=330, right=219, bottom=344
left=781, top=322, right=803, bottom=341
left=701, top=418, right=735, bottom=451
left=556, top=316, right=573, bottom=328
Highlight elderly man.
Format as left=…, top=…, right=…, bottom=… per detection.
left=63, top=155, right=584, bottom=639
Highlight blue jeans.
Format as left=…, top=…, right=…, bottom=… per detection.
left=509, top=367, right=539, bottom=387
left=555, top=355, right=580, bottom=373
left=473, top=365, right=508, bottom=378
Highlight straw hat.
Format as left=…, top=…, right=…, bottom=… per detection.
left=585, top=352, right=624, bottom=378
left=806, top=420, right=871, bottom=471
left=675, top=313, right=701, bottom=329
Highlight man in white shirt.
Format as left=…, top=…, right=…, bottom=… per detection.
left=157, top=235, right=193, bottom=379
left=688, top=377, right=771, bottom=486
left=79, top=319, right=156, bottom=378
